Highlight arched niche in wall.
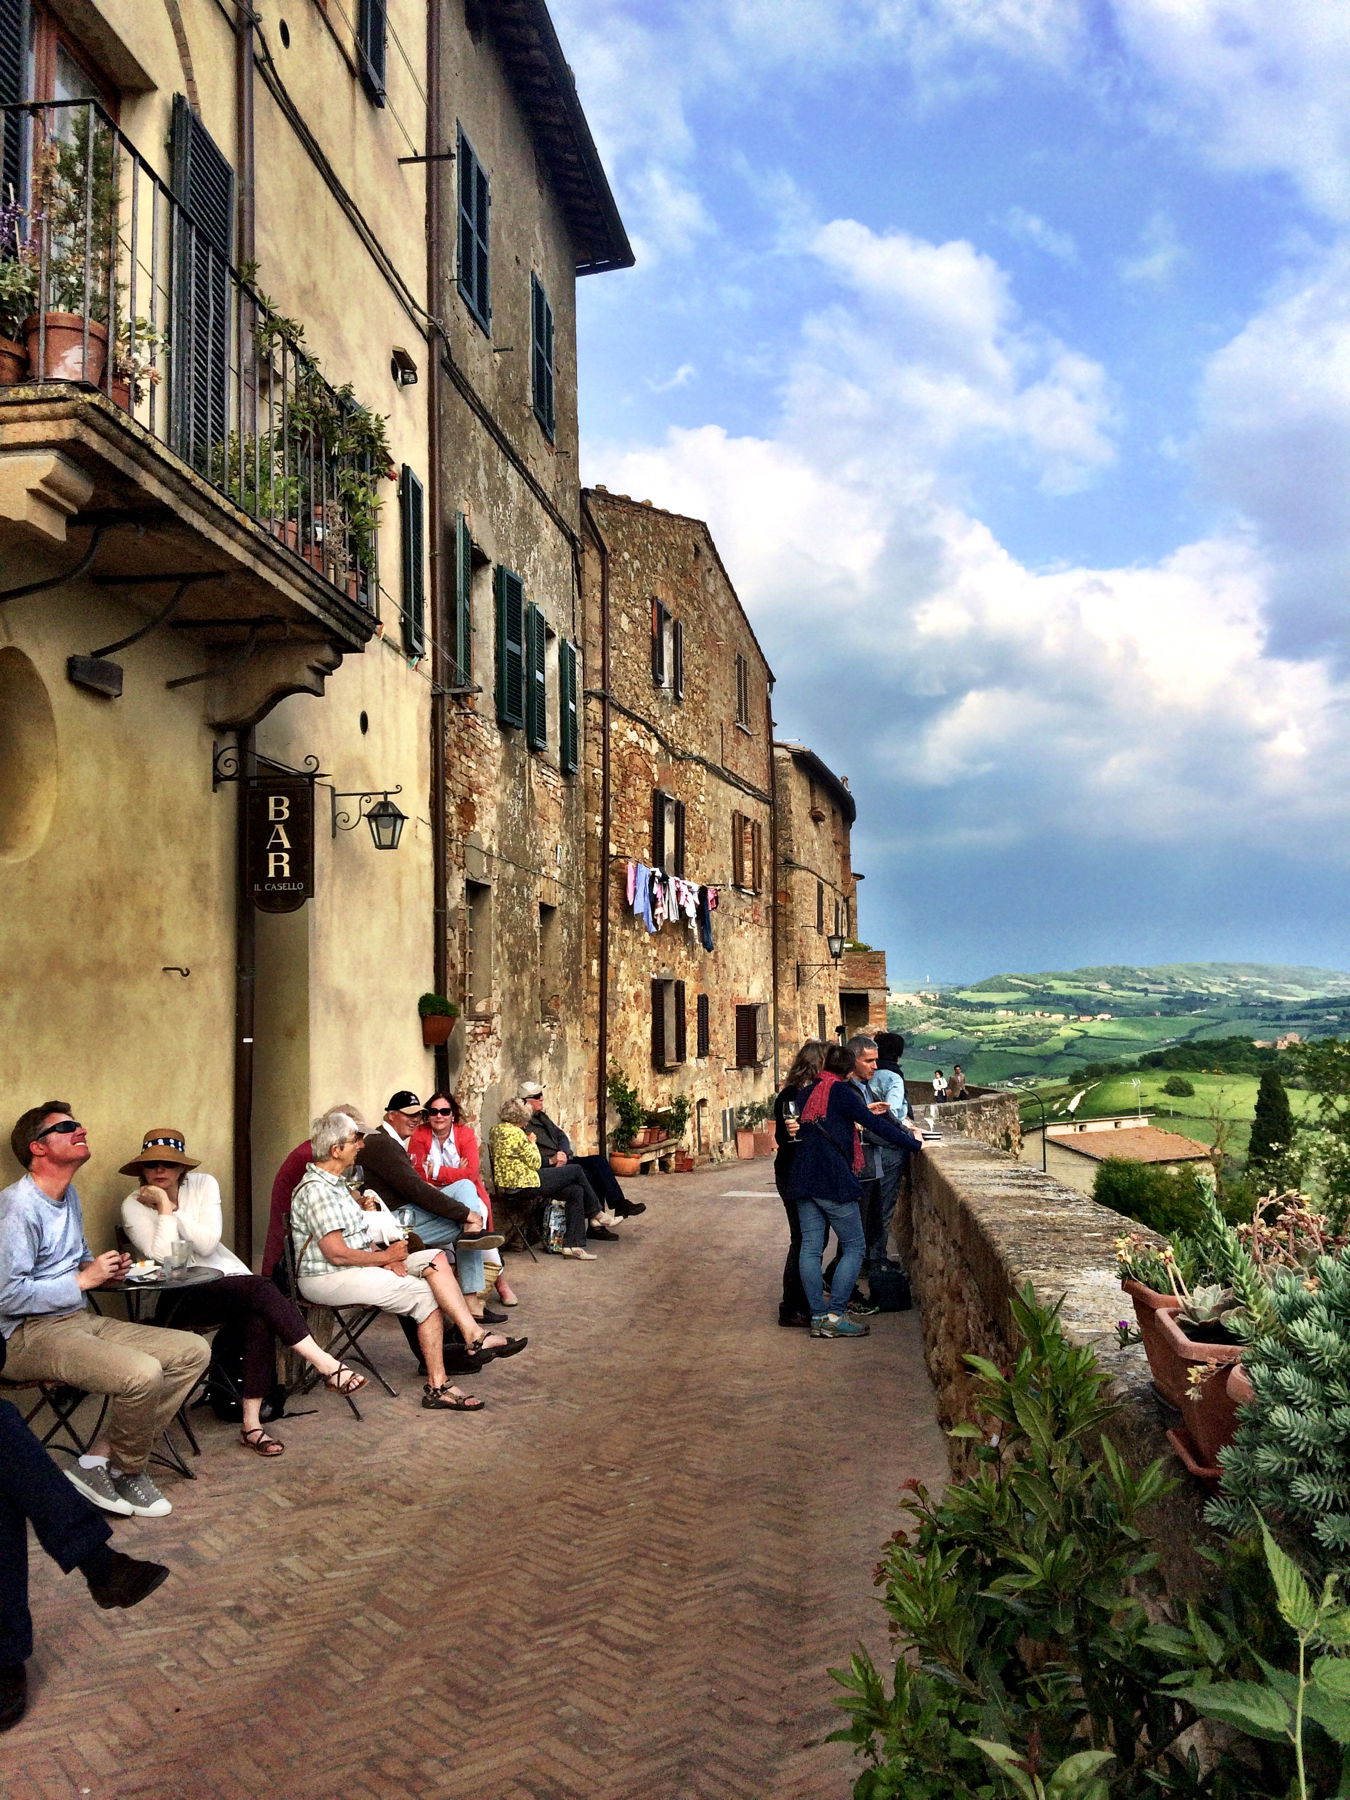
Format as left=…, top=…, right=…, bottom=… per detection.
left=0, top=648, right=59, bottom=862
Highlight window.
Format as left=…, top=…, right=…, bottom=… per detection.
left=735, top=1002, right=770, bottom=1068
left=398, top=465, right=426, bottom=656
left=730, top=810, right=763, bottom=893
left=672, top=619, right=684, bottom=702
left=494, top=566, right=525, bottom=729
left=525, top=601, right=547, bottom=751
left=531, top=273, right=555, bottom=439
left=357, top=0, right=388, bottom=105
left=652, top=979, right=687, bottom=1069
left=696, top=992, right=710, bottom=1059
left=652, top=789, right=686, bottom=876
left=651, top=598, right=670, bottom=686
left=538, top=902, right=560, bottom=1021
left=457, top=128, right=491, bottom=332
left=816, top=881, right=824, bottom=933
left=452, top=512, right=473, bottom=688
left=735, top=652, right=751, bottom=728
left=817, top=1003, right=828, bottom=1041
left=559, top=639, right=580, bottom=775
left=465, top=879, right=493, bottom=1012
left=695, top=1096, right=708, bottom=1154
left=169, top=95, right=233, bottom=476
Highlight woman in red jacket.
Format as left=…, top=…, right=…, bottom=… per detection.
left=408, top=1093, right=518, bottom=1312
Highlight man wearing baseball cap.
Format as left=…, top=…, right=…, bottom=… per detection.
left=517, top=1083, right=645, bottom=1231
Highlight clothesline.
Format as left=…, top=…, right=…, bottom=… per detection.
left=625, top=862, right=719, bottom=951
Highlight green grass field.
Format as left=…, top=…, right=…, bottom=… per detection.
left=1025, top=1071, right=1320, bottom=1158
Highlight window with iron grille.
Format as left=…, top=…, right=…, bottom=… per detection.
left=559, top=639, right=580, bottom=775
left=169, top=95, right=233, bottom=477
left=357, top=0, right=387, bottom=105
left=494, top=566, right=525, bottom=729
left=465, top=879, right=492, bottom=1012
left=651, top=789, right=686, bottom=876
left=452, top=512, right=473, bottom=688
left=525, top=601, right=547, bottom=751
left=651, top=979, right=687, bottom=1069
left=735, top=652, right=751, bottom=728
left=735, top=1002, right=769, bottom=1068
left=696, top=992, right=710, bottom=1059
left=531, top=273, right=555, bottom=440
left=457, top=127, right=490, bottom=332
left=398, top=465, right=426, bottom=656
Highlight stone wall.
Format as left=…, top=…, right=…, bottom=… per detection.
left=773, top=742, right=858, bottom=1065
left=905, top=1086, right=1022, bottom=1156
left=899, top=1137, right=1215, bottom=1592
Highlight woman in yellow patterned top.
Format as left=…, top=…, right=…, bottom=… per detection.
left=490, top=1099, right=597, bottom=1260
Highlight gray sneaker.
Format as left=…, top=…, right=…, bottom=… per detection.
left=65, top=1462, right=133, bottom=1516
left=111, top=1470, right=172, bottom=1517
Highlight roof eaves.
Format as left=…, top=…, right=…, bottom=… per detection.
left=772, top=740, right=857, bottom=826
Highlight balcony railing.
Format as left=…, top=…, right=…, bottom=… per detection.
left=0, top=99, right=384, bottom=607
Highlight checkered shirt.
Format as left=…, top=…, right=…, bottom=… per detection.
left=290, top=1166, right=373, bottom=1277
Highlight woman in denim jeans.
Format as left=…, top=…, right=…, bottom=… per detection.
left=786, top=1044, right=922, bottom=1337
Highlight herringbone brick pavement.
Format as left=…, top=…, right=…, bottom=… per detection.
left=3, top=1164, right=950, bottom=1800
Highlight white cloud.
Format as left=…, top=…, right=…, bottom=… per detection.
left=647, top=362, right=697, bottom=393
left=1118, top=211, right=1185, bottom=286
left=1002, top=205, right=1078, bottom=263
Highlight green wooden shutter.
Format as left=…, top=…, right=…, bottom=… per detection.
left=358, top=0, right=388, bottom=105
left=453, top=512, right=473, bottom=686
left=494, top=565, right=525, bottom=728
left=525, top=601, right=547, bottom=751
left=674, top=981, right=687, bottom=1064
left=170, top=96, right=234, bottom=476
left=0, top=0, right=26, bottom=211
left=457, top=129, right=491, bottom=331
left=398, top=465, right=425, bottom=655
left=651, top=980, right=667, bottom=1068
left=559, top=639, right=579, bottom=774
left=531, top=273, right=555, bottom=439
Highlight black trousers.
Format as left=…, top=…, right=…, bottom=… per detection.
left=572, top=1154, right=631, bottom=1211
left=0, top=1397, right=110, bottom=1666
left=157, top=1275, right=309, bottom=1400
left=774, top=1153, right=810, bottom=1322
left=537, top=1167, right=593, bottom=1247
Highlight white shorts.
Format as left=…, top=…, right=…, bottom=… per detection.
left=300, top=1247, right=446, bottom=1324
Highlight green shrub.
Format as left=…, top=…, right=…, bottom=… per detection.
left=1093, top=1158, right=1213, bottom=1237
left=1162, top=1075, right=1195, bottom=1097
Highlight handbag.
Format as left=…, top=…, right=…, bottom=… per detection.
left=542, top=1195, right=566, bottom=1252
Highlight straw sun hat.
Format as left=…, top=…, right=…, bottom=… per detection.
left=119, top=1129, right=200, bottom=1177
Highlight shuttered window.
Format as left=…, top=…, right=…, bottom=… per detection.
left=531, top=273, right=555, bottom=440
left=735, top=652, right=752, bottom=727
left=525, top=600, right=547, bottom=751
left=453, top=512, right=473, bottom=687
left=651, top=598, right=669, bottom=685
left=652, top=789, right=685, bottom=876
left=559, top=639, right=580, bottom=775
left=457, top=128, right=490, bottom=333
left=696, top=992, right=710, bottom=1059
left=735, top=1002, right=769, bottom=1068
left=672, top=619, right=685, bottom=703
left=652, top=980, right=686, bottom=1069
left=0, top=0, right=26, bottom=209
left=731, top=812, right=763, bottom=892
left=398, top=465, right=425, bottom=656
left=494, top=566, right=525, bottom=729
left=817, top=881, right=825, bottom=933
left=357, top=0, right=387, bottom=105
left=170, top=95, right=234, bottom=477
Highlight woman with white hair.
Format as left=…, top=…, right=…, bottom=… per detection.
left=290, top=1112, right=524, bottom=1410
left=120, top=1126, right=367, bottom=1458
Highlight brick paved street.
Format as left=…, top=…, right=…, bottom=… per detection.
left=5, top=1164, right=949, bottom=1800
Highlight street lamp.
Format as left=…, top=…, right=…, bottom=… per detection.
left=797, top=933, right=846, bottom=986
left=1004, top=1080, right=1048, bottom=1171
left=331, top=786, right=407, bottom=849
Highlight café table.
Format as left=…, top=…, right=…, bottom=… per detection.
left=89, top=1265, right=225, bottom=1476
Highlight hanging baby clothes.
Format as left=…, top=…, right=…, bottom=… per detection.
left=650, top=869, right=668, bottom=929
left=633, top=863, right=658, bottom=933
left=626, top=861, right=638, bottom=906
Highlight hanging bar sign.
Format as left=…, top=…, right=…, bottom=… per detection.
left=244, top=775, right=315, bottom=912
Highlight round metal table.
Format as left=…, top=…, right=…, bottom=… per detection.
left=95, top=1262, right=223, bottom=1323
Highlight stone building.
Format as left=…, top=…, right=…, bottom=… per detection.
left=580, top=488, right=776, bottom=1162
left=773, top=741, right=868, bottom=1063
left=428, top=3, right=630, bottom=1143
left=0, top=0, right=625, bottom=1250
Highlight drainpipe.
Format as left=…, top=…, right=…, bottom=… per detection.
left=234, top=3, right=255, bottom=264
left=581, top=494, right=612, bottom=1155
left=232, top=725, right=255, bottom=1263
left=425, top=0, right=450, bottom=1094
left=767, top=689, right=780, bottom=1087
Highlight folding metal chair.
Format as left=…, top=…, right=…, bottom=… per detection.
left=492, top=1184, right=541, bottom=1261
left=281, top=1215, right=397, bottom=1417
left=0, top=1377, right=109, bottom=1462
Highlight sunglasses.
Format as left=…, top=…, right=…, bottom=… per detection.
left=426, top=1106, right=454, bottom=1117
left=34, top=1120, right=83, bottom=1139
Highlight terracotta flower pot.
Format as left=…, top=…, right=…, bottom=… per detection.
left=1166, top=1364, right=1254, bottom=1492
left=23, top=314, right=108, bottom=385
left=673, top=1154, right=695, bottom=1173
left=420, top=1013, right=457, bottom=1047
left=736, top=1129, right=756, bottom=1160
left=753, top=1130, right=776, bottom=1158
left=0, top=336, right=27, bottom=384
left=1123, top=1279, right=1245, bottom=1412
left=109, top=375, right=132, bottom=411
left=609, top=1152, right=640, bottom=1176
left=271, top=519, right=302, bottom=553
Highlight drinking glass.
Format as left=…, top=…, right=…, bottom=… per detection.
left=169, top=1240, right=190, bottom=1272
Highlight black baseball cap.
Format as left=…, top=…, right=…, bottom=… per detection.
left=386, top=1090, right=422, bottom=1112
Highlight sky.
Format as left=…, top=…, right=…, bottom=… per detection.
left=551, top=0, right=1350, bottom=984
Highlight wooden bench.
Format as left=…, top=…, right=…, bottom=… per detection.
left=630, top=1137, right=679, bottom=1173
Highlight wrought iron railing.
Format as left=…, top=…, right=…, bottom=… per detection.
left=0, top=99, right=383, bottom=607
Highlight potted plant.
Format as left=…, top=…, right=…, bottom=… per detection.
left=0, top=199, right=35, bottom=382
left=110, top=316, right=167, bottom=412
left=24, top=113, right=117, bottom=385
left=417, top=992, right=459, bottom=1047
left=606, top=1066, right=645, bottom=1175
left=735, top=1100, right=772, bottom=1159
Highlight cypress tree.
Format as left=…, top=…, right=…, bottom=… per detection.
left=1248, top=1065, right=1296, bottom=1178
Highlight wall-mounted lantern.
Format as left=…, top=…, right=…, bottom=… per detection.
left=332, top=786, right=406, bottom=850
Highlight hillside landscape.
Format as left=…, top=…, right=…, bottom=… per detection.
left=887, top=962, right=1350, bottom=1087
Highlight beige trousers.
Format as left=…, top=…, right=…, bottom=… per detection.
left=3, top=1309, right=210, bottom=1473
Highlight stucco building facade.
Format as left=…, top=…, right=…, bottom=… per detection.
left=580, top=488, right=776, bottom=1161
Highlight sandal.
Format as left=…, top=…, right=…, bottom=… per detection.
left=323, top=1363, right=369, bottom=1396
left=422, top=1383, right=485, bottom=1411
left=495, top=1282, right=519, bottom=1306
left=240, top=1426, right=285, bottom=1457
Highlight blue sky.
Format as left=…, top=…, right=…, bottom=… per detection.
left=552, top=0, right=1350, bottom=983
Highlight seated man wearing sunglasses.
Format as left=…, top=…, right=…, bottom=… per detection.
left=0, top=1102, right=210, bottom=1520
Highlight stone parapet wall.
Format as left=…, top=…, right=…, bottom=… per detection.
left=899, top=1138, right=1214, bottom=1592
left=906, top=1086, right=1022, bottom=1157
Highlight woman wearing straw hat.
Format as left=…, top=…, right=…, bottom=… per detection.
left=120, top=1127, right=367, bottom=1457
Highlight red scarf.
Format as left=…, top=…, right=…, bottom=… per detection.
left=800, top=1073, right=863, bottom=1173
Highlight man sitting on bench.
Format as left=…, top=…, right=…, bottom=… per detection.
left=518, top=1083, right=640, bottom=1237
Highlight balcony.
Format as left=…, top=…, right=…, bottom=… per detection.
left=0, top=100, right=388, bottom=724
